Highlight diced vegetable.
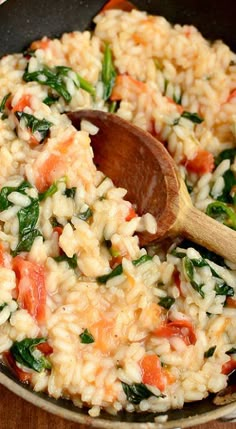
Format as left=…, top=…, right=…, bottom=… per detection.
left=154, top=319, right=197, bottom=346
left=10, top=338, right=51, bottom=372
left=79, top=329, right=95, bottom=344
left=111, top=74, right=147, bottom=101
left=204, top=346, right=216, bottom=358
left=158, top=296, right=175, bottom=309
left=0, top=180, right=31, bottom=211
left=15, top=111, right=52, bottom=144
left=78, top=207, right=93, bottom=221
left=4, top=351, right=32, bottom=383
left=0, top=92, right=11, bottom=115
left=206, top=201, right=236, bottom=230
left=101, top=0, right=136, bottom=12
left=108, top=100, right=119, bottom=113
left=121, top=382, right=161, bottom=404
left=36, top=154, right=61, bottom=192
left=12, top=95, right=31, bottom=113
left=30, top=38, right=51, bottom=51
left=54, top=253, right=78, bottom=269
left=102, top=42, right=117, bottom=100
left=132, top=255, right=152, bottom=266
left=227, top=347, right=236, bottom=355
left=181, top=111, right=203, bottom=123
left=0, top=302, right=7, bottom=312
left=174, top=240, right=226, bottom=267
left=140, top=354, right=166, bottom=391
left=38, top=182, right=58, bottom=201
left=13, top=256, right=46, bottom=324
left=222, top=358, right=236, bottom=375
left=215, top=283, right=234, bottom=297
left=43, top=95, right=60, bottom=106
left=12, top=229, right=42, bottom=256
left=226, top=297, right=236, bottom=308
left=125, top=207, right=137, bottom=221
left=64, top=187, right=76, bottom=199
left=76, top=74, right=96, bottom=96
left=185, top=149, right=214, bottom=175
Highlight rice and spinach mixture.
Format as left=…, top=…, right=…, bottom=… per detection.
left=1, top=1, right=236, bottom=417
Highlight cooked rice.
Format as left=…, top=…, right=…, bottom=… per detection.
left=0, top=5, right=236, bottom=417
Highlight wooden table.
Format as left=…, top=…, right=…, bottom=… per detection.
left=0, top=383, right=235, bottom=429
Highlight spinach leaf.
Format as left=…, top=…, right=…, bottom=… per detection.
left=64, top=187, right=76, bottom=199
left=206, top=201, right=236, bottom=230
left=158, top=296, right=175, bottom=309
left=108, top=100, right=119, bottom=113
left=50, top=217, right=62, bottom=228
left=23, top=65, right=73, bottom=102
left=54, top=253, right=77, bottom=269
left=79, top=329, right=94, bottom=344
left=17, top=199, right=39, bottom=237
left=39, top=182, right=58, bottom=201
left=175, top=240, right=226, bottom=267
left=12, top=229, right=42, bottom=256
left=171, top=248, right=187, bottom=259
left=78, top=207, right=93, bottom=221
left=204, top=346, right=216, bottom=358
left=10, top=338, right=52, bottom=372
left=215, top=169, right=236, bottom=204
left=0, top=180, right=31, bottom=211
left=183, top=256, right=205, bottom=298
left=102, top=42, right=117, bottom=101
left=227, top=347, right=236, bottom=355
left=0, top=303, right=7, bottom=312
left=76, top=74, right=95, bottom=96
left=174, top=111, right=203, bottom=125
left=132, top=255, right=152, bottom=266
left=122, top=382, right=162, bottom=404
left=15, top=111, right=52, bottom=143
left=215, top=148, right=236, bottom=167
left=0, top=92, right=11, bottom=113
left=97, top=255, right=152, bottom=284
left=215, top=283, right=234, bottom=297
left=43, top=95, right=60, bottom=106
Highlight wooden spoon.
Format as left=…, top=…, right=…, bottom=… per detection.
left=68, top=109, right=236, bottom=263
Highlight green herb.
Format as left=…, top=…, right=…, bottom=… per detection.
left=108, top=100, right=119, bottom=113
left=183, top=256, right=205, bottom=298
left=215, top=148, right=236, bottom=167
left=122, top=382, right=162, bottom=404
left=204, top=346, right=216, bottom=358
left=50, top=217, right=62, bottom=228
left=171, top=248, right=187, bottom=259
left=214, top=169, right=236, bottom=204
left=173, top=92, right=182, bottom=105
left=215, top=283, right=234, bottom=297
left=79, top=329, right=94, bottom=344
left=174, top=111, right=203, bottom=126
left=23, top=49, right=36, bottom=58
left=102, top=42, right=117, bottom=101
left=206, top=201, right=236, bottom=230
left=17, top=199, right=39, bottom=237
left=0, top=180, right=31, bottom=211
left=15, top=111, right=52, bottom=143
left=78, top=207, right=93, bottom=221
left=23, top=65, right=73, bottom=102
left=176, top=240, right=226, bottom=267
left=0, top=92, right=11, bottom=113
left=39, top=182, right=58, bottom=201
left=10, top=338, right=52, bottom=372
left=158, top=296, right=175, bottom=309
left=54, top=253, right=77, bottom=269
left=0, top=303, right=7, bottom=312
left=43, top=95, right=60, bottom=106
left=227, top=347, right=236, bottom=355
left=153, top=58, right=163, bottom=70
left=97, top=255, right=152, bottom=283
left=64, top=187, right=76, bottom=199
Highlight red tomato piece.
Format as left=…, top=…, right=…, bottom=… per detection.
left=226, top=297, right=236, bottom=308
left=4, top=351, right=32, bottom=383
left=140, top=354, right=166, bottom=391
left=101, top=0, right=135, bottom=12
left=36, top=341, right=53, bottom=355
left=13, top=256, right=46, bottom=324
left=154, top=319, right=197, bottom=346
left=185, top=149, right=214, bottom=175
left=222, top=358, right=236, bottom=375
left=125, top=207, right=137, bottom=221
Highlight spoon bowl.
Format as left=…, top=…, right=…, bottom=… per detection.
left=68, top=109, right=236, bottom=262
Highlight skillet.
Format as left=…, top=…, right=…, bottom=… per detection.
left=0, top=0, right=236, bottom=427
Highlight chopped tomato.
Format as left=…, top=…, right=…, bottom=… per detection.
left=222, top=358, right=236, bottom=375
left=226, top=297, right=236, bottom=308
left=13, top=256, right=46, bottom=324
left=101, top=0, right=135, bottom=12
left=91, top=319, right=115, bottom=354
left=36, top=154, right=61, bottom=193
left=166, top=97, right=184, bottom=114
left=111, top=74, right=147, bottom=101
left=12, top=95, right=31, bottom=113
left=173, top=269, right=182, bottom=296
left=56, top=135, right=75, bottom=155
left=53, top=226, right=63, bottom=237
left=4, top=351, right=32, bottom=383
left=36, top=341, right=53, bottom=355
left=185, top=149, right=214, bottom=175
left=226, top=89, right=236, bottom=103
left=30, top=37, right=51, bottom=51
left=154, top=319, right=196, bottom=346
left=125, top=207, right=137, bottom=221
left=140, top=354, right=166, bottom=391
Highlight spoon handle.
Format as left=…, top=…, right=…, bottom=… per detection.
left=180, top=206, right=236, bottom=263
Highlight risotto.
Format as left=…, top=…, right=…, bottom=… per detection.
left=0, top=0, right=236, bottom=418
